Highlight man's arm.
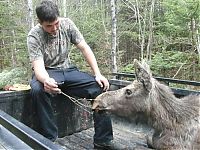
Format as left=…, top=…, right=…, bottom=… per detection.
left=32, top=59, right=61, bottom=93
left=76, top=40, right=109, bottom=91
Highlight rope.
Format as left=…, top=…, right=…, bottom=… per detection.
left=60, top=91, right=93, bottom=114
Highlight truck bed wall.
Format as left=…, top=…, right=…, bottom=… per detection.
left=0, top=90, right=93, bottom=138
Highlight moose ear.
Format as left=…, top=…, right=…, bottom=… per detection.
left=134, top=59, right=152, bottom=92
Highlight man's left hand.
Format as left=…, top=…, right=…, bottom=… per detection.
left=95, top=74, right=110, bottom=91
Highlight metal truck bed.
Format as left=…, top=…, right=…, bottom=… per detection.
left=0, top=124, right=32, bottom=150
left=0, top=102, right=151, bottom=150
left=0, top=88, right=152, bottom=150
left=55, top=119, right=151, bottom=149
left=0, top=76, right=199, bottom=149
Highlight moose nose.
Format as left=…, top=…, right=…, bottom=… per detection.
left=92, top=100, right=99, bottom=110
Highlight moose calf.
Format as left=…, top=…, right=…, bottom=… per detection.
left=92, top=59, right=200, bottom=150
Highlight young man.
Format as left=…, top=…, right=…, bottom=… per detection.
left=27, top=0, right=123, bottom=149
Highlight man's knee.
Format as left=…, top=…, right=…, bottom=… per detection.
left=85, top=81, right=103, bottom=99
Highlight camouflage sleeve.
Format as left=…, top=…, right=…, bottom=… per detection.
left=66, top=18, right=84, bottom=45
left=27, top=34, right=43, bottom=62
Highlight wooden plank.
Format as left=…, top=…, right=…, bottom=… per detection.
left=56, top=135, right=89, bottom=150
left=56, top=122, right=153, bottom=150
left=73, top=132, right=94, bottom=149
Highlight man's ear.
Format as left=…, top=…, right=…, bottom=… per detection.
left=134, top=59, right=152, bottom=92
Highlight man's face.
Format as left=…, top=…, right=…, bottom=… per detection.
left=40, top=18, right=59, bottom=35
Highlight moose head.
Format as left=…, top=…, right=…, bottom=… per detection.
left=92, top=59, right=154, bottom=116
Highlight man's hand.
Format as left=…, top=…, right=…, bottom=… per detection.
left=95, top=74, right=110, bottom=91
left=43, top=78, right=61, bottom=94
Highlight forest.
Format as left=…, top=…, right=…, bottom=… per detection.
left=0, top=0, right=199, bottom=90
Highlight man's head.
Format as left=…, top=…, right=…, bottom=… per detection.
left=36, top=0, right=60, bottom=35
left=36, top=0, right=59, bottom=23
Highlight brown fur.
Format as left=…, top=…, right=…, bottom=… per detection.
left=93, top=59, right=200, bottom=150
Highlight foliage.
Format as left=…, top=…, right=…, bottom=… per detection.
left=70, top=47, right=89, bottom=71
left=151, top=51, right=199, bottom=80
left=120, top=64, right=134, bottom=73
left=154, top=0, right=200, bottom=52
left=0, top=67, right=29, bottom=89
left=0, top=0, right=29, bottom=71
left=121, top=50, right=200, bottom=81
left=66, top=1, right=111, bottom=75
left=0, top=0, right=199, bottom=84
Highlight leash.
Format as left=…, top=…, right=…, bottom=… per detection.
left=60, top=91, right=93, bottom=114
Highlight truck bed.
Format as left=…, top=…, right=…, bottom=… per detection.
left=0, top=125, right=32, bottom=150
left=1, top=77, right=199, bottom=149
left=55, top=116, right=152, bottom=149
left=0, top=107, right=152, bottom=150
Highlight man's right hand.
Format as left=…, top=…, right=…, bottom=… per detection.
left=43, top=78, right=61, bottom=94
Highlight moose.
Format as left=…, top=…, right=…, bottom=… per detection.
left=92, top=59, right=200, bottom=150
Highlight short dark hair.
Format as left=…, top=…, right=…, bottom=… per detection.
left=36, top=0, right=60, bottom=23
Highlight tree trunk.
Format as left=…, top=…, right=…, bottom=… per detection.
left=146, top=0, right=155, bottom=61
left=27, top=0, right=34, bottom=29
left=196, top=21, right=200, bottom=63
left=110, top=0, right=117, bottom=74
left=135, top=0, right=145, bottom=60
left=62, top=0, right=67, bottom=17
left=191, top=17, right=195, bottom=52
left=101, top=0, right=108, bottom=43
left=11, top=30, right=17, bottom=67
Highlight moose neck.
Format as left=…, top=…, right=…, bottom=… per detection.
left=147, top=79, right=199, bottom=131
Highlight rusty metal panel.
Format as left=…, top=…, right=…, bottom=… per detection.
left=52, top=94, right=93, bottom=137
left=0, top=91, right=31, bottom=122
left=0, top=90, right=93, bottom=138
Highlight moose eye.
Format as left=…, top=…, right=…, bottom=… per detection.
left=125, top=89, right=132, bottom=95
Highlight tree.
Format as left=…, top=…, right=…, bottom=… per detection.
left=0, top=0, right=199, bottom=83
left=27, top=0, right=34, bottom=29
left=111, top=0, right=117, bottom=73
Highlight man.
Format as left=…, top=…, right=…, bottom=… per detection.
left=27, top=0, right=123, bottom=149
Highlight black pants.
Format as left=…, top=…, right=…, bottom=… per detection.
left=30, top=66, right=113, bottom=143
